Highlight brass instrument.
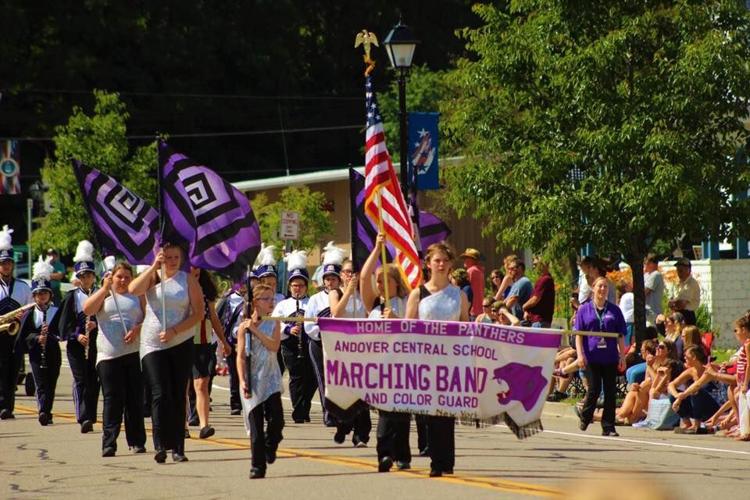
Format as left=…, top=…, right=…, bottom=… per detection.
left=0, top=304, right=35, bottom=336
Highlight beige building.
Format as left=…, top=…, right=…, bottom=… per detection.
left=232, top=160, right=516, bottom=272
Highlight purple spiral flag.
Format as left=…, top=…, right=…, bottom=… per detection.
left=158, top=142, right=261, bottom=281
left=72, top=160, right=158, bottom=264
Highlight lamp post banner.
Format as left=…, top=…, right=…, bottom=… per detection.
left=407, top=112, right=439, bottom=190
left=319, top=318, right=561, bottom=439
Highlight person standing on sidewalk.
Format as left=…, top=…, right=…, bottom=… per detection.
left=574, top=277, right=627, bottom=437
left=459, top=248, right=484, bottom=320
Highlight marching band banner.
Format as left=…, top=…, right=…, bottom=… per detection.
left=319, top=318, right=561, bottom=439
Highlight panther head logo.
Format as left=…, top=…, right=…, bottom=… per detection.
left=493, top=363, right=548, bottom=411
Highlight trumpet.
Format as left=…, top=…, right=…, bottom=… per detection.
left=0, top=304, right=35, bottom=336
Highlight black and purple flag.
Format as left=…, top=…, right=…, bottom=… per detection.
left=349, top=168, right=450, bottom=271
left=158, top=142, right=261, bottom=281
left=72, top=160, right=158, bottom=264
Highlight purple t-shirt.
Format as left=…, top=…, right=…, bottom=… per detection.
left=573, top=300, right=625, bottom=364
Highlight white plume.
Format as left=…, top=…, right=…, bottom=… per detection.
left=322, top=241, right=345, bottom=267
left=73, top=240, right=95, bottom=263
left=103, top=255, right=117, bottom=272
left=32, top=255, right=54, bottom=282
left=0, top=225, right=13, bottom=251
left=285, top=250, right=308, bottom=272
left=257, top=244, right=277, bottom=266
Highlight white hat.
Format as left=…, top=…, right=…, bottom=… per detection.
left=0, top=225, right=14, bottom=262
left=285, top=250, right=309, bottom=283
left=73, top=240, right=96, bottom=276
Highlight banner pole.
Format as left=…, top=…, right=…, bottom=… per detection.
left=376, top=188, right=390, bottom=308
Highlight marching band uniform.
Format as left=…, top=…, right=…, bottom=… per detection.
left=305, top=287, right=334, bottom=427
left=219, top=288, right=245, bottom=415
left=18, top=257, right=60, bottom=426
left=95, top=273, right=146, bottom=456
left=418, top=283, right=462, bottom=476
left=273, top=250, right=315, bottom=423
left=305, top=243, right=346, bottom=429
left=58, top=240, right=100, bottom=432
left=0, top=226, right=32, bottom=420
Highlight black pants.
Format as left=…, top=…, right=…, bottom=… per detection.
left=308, top=338, right=333, bottom=426
left=426, top=415, right=455, bottom=472
left=142, top=339, right=193, bottom=452
left=226, top=346, right=242, bottom=412
left=97, top=352, right=146, bottom=451
left=581, top=362, right=618, bottom=431
left=29, top=343, right=61, bottom=415
left=376, top=411, right=411, bottom=463
left=415, top=415, right=429, bottom=453
left=248, top=392, right=284, bottom=471
left=66, top=337, right=100, bottom=424
left=673, top=387, right=720, bottom=422
left=281, top=336, right=317, bottom=422
left=0, top=338, right=20, bottom=413
left=336, top=409, right=372, bottom=445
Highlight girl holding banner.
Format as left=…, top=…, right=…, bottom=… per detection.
left=360, top=234, right=410, bottom=472
left=329, top=257, right=372, bottom=446
left=405, top=242, right=470, bottom=478
left=129, top=245, right=203, bottom=464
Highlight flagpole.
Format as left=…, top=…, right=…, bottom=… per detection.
left=376, top=188, right=390, bottom=308
left=156, top=141, right=167, bottom=335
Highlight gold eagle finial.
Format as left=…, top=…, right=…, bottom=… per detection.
left=355, top=29, right=379, bottom=76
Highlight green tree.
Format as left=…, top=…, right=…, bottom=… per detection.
left=442, top=1, right=750, bottom=335
left=31, top=91, right=157, bottom=256
left=251, top=186, right=334, bottom=252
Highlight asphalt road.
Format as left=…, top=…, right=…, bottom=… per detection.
left=1, top=357, right=748, bottom=499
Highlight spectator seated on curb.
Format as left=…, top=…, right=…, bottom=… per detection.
left=474, top=297, right=494, bottom=324
left=631, top=340, right=682, bottom=430
left=625, top=326, right=659, bottom=385
left=548, top=346, right=578, bottom=402
left=669, top=346, right=721, bottom=434
left=492, top=301, right=520, bottom=326
left=615, top=340, right=658, bottom=425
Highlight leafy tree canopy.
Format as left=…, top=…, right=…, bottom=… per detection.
left=31, top=91, right=157, bottom=256
left=442, top=0, right=750, bottom=262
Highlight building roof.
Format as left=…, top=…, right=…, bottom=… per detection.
left=231, top=157, right=464, bottom=193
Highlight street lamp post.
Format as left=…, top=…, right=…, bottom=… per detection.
left=383, top=21, right=419, bottom=201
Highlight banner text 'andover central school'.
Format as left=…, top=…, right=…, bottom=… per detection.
left=319, top=318, right=561, bottom=434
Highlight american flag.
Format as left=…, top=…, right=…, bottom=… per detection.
left=363, top=76, right=422, bottom=290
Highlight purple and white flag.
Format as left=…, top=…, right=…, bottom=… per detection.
left=319, top=318, right=561, bottom=438
left=158, top=142, right=261, bottom=281
left=72, top=160, right=158, bottom=264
